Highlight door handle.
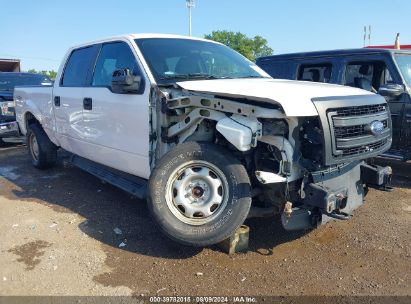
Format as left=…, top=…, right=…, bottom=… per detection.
left=54, top=96, right=60, bottom=107
left=83, top=97, right=92, bottom=110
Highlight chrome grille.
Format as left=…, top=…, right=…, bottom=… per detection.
left=312, top=96, right=392, bottom=166
left=334, top=120, right=388, bottom=139
left=333, top=104, right=386, bottom=117
left=328, top=104, right=391, bottom=161
left=341, top=139, right=388, bottom=157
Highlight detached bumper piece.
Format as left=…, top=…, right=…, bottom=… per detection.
left=361, top=163, right=393, bottom=192
left=0, top=120, right=19, bottom=138
left=282, top=183, right=352, bottom=231
left=303, top=183, right=352, bottom=220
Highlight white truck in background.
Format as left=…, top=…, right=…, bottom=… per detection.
left=15, top=34, right=392, bottom=246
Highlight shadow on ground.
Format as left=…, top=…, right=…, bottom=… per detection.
left=0, top=145, right=310, bottom=260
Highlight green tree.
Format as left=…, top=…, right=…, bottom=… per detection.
left=204, top=30, right=273, bottom=62
left=27, top=69, right=57, bottom=80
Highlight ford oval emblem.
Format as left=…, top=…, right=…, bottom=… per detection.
left=369, top=120, right=385, bottom=136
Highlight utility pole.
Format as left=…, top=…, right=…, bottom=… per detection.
left=368, top=25, right=372, bottom=46
left=363, top=25, right=372, bottom=47
left=186, top=0, right=195, bottom=36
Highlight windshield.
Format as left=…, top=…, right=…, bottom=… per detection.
left=394, top=54, right=411, bottom=87
left=0, top=74, right=52, bottom=91
left=135, top=38, right=270, bottom=85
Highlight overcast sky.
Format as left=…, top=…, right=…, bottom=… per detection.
left=1, top=0, right=410, bottom=71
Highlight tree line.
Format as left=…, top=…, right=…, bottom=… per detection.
left=27, top=69, right=57, bottom=80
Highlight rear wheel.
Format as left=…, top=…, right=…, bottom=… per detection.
left=148, top=142, right=252, bottom=247
left=26, top=124, right=57, bottom=169
left=0, top=138, right=5, bottom=147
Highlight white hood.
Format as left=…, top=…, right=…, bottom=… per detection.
left=177, top=78, right=374, bottom=117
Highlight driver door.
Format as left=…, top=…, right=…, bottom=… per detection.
left=80, top=41, right=151, bottom=179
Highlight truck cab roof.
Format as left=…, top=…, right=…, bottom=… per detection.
left=69, top=33, right=221, bottom=51
left=257, top=48, right=411, bottom=63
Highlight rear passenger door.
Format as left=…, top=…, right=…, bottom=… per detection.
left=53, top=45, right=99, bottom=154
left=81, top=40, right=151, bottom=179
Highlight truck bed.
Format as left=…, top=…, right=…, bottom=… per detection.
left=14, top=85, right=54, bottom=136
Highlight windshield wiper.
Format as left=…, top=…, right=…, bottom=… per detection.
left=236, top=75, right=269, bottom=79
left=159, top=73, right=232, bottom=81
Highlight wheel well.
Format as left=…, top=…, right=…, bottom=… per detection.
left=25, top=112, right=39, bottom=128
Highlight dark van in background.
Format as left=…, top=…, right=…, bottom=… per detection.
left=257, top=49, right=411, bottom=161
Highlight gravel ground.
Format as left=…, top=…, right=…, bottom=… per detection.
left=0, top=141, right=410, bottom=297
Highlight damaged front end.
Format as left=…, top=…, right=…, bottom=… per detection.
left=281, top=96, right=393, bottom=230
left=150, top=84, right=393, bottom=232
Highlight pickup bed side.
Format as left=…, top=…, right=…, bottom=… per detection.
left=14, top=85, right=59, bottom=145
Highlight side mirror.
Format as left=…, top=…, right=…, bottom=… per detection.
left=111, top=68, right=142, bottom=94
left=378, top=84, right=405, bottom=97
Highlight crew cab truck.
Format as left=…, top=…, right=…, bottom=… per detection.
left=257, top=48, right=411, bottom=162
left=15, top=34, right=392, bottom=247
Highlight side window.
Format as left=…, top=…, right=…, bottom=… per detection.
left=383, top=67, right=394, bottom=84
left=344, top=61, right=389, bottom=92
left=92, top=42, right=140, bottom=87
left=61, top=46, right=97, bottom=87
left=259, top=62, right=291, bottom=79
left=298, top=63, right=332, bottom=83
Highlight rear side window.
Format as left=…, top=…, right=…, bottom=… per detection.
left=257, top=62, right=291, bottom=79
left=61, top=46, right=98, bottom=87
left=92, top=42, right=140, bottom=87
left=298, top=63, right=332, bottom=83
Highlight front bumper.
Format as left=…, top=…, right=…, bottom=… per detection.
left=0, top=120, right=19, bottom=138
left=281, top=161, right=392, bottom=230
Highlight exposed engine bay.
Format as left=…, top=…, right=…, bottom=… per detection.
left=148, top=85, right=393, bottom=230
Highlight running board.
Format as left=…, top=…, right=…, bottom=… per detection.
left=69, top=155, right=147, bottom=199
left=377, top=152, right=405, bottom=161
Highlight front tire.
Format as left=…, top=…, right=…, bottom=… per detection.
left=148, top=142, right=252, bottom=247
left=26, top=123, right=57, bottom=169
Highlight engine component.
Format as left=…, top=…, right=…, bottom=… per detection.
left=216, top=115, right=262, bottom=151
left=300, top=118, right=324, bottom=169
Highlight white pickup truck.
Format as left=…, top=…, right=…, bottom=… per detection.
left=15, top=34, right=392, bottom=247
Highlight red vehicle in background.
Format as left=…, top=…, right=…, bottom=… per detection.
left=367, top=45, right=411, bottom=49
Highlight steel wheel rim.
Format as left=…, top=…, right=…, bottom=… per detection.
left=29, top=133, right=39, bottom=161
left=165, top=160, right=229, bottom=225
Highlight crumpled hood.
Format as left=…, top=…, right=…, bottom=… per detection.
left=177, top=78, right=374, bottom=117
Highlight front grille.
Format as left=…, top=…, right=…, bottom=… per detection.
left=341, top=139, right=388, bottom=156
left=334, top=120, right=388, bottom=139
left=333, top=104, right=386, bottom=117
left=327, top=103, right=391, bottom=161
left=312, top=96, right=392, bottom=166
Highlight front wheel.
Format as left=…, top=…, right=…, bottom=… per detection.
left=148, top=142, right=252, bottom=247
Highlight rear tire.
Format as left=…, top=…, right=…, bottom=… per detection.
left=0, top=138, right=5, bottom=147
left=26, top=123, right=57, bottom=169
left=148, top=142, right=252, bottom=247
